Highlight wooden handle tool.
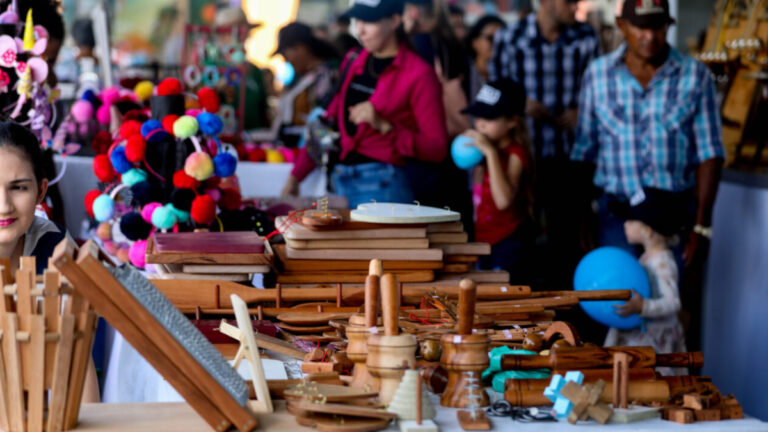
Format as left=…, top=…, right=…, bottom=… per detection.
left=364, top=275, right=379, bottom=329
left=381, top=274, right=399, bottom=336
left=457, top=279, right=477, bottom=336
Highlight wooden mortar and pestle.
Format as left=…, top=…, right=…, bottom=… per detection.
left=346, top=260, right=383, bottom=391
left=366, top=273, right=418, bottom=405
left=439, top=279, right=490, bottom=408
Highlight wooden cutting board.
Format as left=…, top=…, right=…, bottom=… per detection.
left=277, top=270, right=434, bottom=284
left=182, top=265, right=271, bottom=274
left=437, top=243, right=491, bottom=256
left=290, top=401, right=397, bottom=420
left=428, top=232, right=468, bottom=244
left=277, top=312, right=355, bottom=326
left=426, top=221, right=464, bottom=233
left=146, top=236, right=273, bottom=265
left=278, top=323, right=334, bottom=334
left=147, top=273, right=252, bottom=282
left=280, top=216, right=427, bottom=241
left=275, top=245, right=442, bottom=272
left=285, top=238, right=429, bottom=250
left=295, top=413, right=391, bottom=432
left=444, top=255, right=480, bottom=263
left=285, top=247, right=443, bottom=262
left=438, top=270, right=510, bottom=283
left=153, top=232, right=265, bottom=254
left=284, top=383, right=378, bottom=403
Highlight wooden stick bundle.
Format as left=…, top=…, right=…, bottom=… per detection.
left=0, top=256, right=97, bottom=432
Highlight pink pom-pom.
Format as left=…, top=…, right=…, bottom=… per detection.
left=184, top=152, right=214, bottom=181
left=129, top=240, right=148, bottom=268
left=101, top=87, right=121, bottom=106
left=141, top=202, right=163, bottom=224
left=71, top=100, right=94, bottom=123
left=280, top=148, right=295, bottom=163
left=185, top=109, right=202, bottom=117
left=103, top=241, right=118, bottom=255
left=204, top=188, right=222, bottom=203
left=96, top=104, right=111, bottom=125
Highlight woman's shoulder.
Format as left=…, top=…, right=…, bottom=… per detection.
left=24, top=217, right=67, bottom=273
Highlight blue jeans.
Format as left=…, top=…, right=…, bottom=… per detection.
left=332, top=162, right=414, bottom=208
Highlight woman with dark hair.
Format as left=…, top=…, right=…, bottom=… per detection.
left=282, top=0, right=447, bottom=207
left=272, top=22, right=341, bottom=146
left=465, top=15, right=506, bottom=105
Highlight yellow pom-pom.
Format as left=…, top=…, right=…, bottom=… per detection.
left=265, top=149, right=286, bottom=163
left=134, top=80, right=155, bottom=102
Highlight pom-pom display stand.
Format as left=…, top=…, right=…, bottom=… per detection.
left=0, top=255, right=98, bottom=432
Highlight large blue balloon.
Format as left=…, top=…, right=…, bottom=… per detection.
left=573, top=247, right=651, bottom=330
left=451, top=134, right=484, bottom=169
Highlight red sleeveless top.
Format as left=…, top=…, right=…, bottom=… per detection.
left=473, top=143, right=532, bottom=246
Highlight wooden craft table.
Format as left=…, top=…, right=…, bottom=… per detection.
left=75, top=401, right=768, bottom=431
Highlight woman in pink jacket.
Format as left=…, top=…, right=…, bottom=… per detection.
left=282, top=0, right=448, bottom=208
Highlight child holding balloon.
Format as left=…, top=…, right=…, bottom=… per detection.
left=605, top=201, right=687, bottom=375
left=458, top=80, right=536, bottom=284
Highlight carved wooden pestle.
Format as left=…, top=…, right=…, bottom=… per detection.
left=440, top=279, right=490, bottom=408
left=366, top=273, right=417, bottom=405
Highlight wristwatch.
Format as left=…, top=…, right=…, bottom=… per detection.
left=693, top=224, right=713, bottom=239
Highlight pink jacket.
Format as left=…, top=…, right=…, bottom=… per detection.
left=291, top=45, right=448, bottom=181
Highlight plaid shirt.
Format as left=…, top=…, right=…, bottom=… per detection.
left=571, top=45, right=725, bottom=199
left=489, top=14, right=600, bottom=158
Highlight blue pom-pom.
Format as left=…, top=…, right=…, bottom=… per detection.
left=151, top=206, right=177, bottom=230
left=197, top=112, right=224, bottom=136
left=166, top=203, right=191, bottom=224
left=141, top=120, right=163, bottom=138
left=110, top=147, right=133, bottom=174
left=81, top=89, right=102, bottom=109
left=213, top=153, right=237, bottom=178
left=121, top=168, right=148, bottom=187
left=93, top=195, right=115, bottom=222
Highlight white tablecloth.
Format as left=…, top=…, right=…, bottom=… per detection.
left=54, top=155, right=327, bottom=236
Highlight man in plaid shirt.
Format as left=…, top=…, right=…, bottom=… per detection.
left=488, top=0, right=601, bottom=290
left=572, top=0, right=724, bottom=350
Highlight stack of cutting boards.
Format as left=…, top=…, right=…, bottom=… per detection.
left=145, top=232, right=274, bottom=282
left=275, top=211, right=507, bottom=285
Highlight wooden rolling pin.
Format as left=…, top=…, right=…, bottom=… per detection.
left=381, top=274, right=399, bottom=336
left=505, top=369, right=658, bottom=392
left=505, top=380, right=670, bottom=407
left=153, top=280, right=538, bottom=309
left=501, top=347, right=704, bottom=371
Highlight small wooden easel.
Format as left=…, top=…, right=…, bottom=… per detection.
left=218, top=294, right=274, bottom=413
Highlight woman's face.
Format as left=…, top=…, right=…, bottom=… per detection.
left=0, top=147, right=46, bottom=251
left=354, top=16, right=401, bottom=53
left=472, top=23, right=503, bottom=61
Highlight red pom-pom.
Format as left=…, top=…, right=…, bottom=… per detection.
left=196, top=87, right=220, bottom=113
left=219, top=188, right=242, bottom=211
left=84, top=189, right=101, bottom=218
left=202, top=176, right=221, bottom=190
left=125, top=135, right=146, bottom=162
left=93, top=154, right=116, bottom=182
left=247, top=148, right=266, bottom=162
left=173, top=170, right=201, bottom=189
left=157, top=78, right=183, bottom=96
left=162, top=115, right=179, bottom=135
left=191, top=195, right=217, bottom=225
left=92, top=131, right=112, bottom=155
left=119, top=120, right=142, bottom=140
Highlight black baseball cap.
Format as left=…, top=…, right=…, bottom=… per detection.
left=621, top=0, right=675, bottom=28
left=273, top=22, right=339, bottom=59
left=617, top=188, right=691, bottom=237
left=462, top=79, right=526, bottom=120
left=343, top=0, right=405, bottom=22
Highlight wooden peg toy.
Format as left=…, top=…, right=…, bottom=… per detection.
left=302, top=197, right=343, bottom=227
left=366, top=273, right=417, bottom=405
left=440, top=279, right=490, bottom=408
left=607, top=352, right=662, bottom=423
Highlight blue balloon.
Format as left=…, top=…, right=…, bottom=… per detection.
left=451, top=134, right=484, bottom=169
left=573, top=247, right=651, bottom=330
